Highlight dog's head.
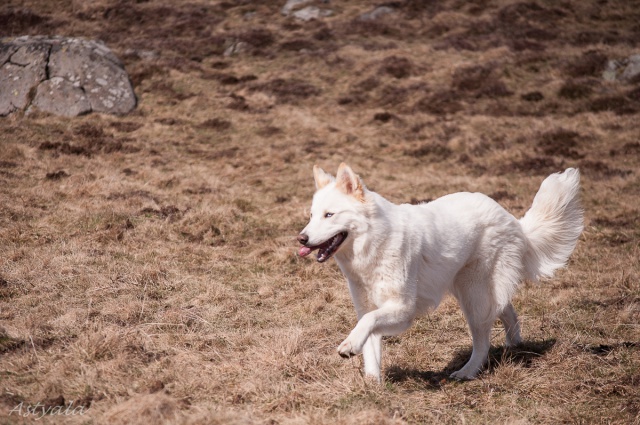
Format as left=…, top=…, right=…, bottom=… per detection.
left=297, top=163, right=368, bottom=263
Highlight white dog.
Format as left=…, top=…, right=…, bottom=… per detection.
left=297, top=163, right=583, bottom=381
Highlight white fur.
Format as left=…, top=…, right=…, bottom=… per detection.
left=299, top=164, right=583, bottom=381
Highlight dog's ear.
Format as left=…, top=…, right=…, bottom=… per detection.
left=336, top=163, right=365, bottom=201
left=313, top=165, right=334, bottom=190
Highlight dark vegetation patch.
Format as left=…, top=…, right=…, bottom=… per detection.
left=140, top=205, right=182, bottom=220
left=345, top=19, right=400, bottom=38
left=489, top=190, right=516, bottom=202
left=401, top=0, right=442, bottom=17
left=210, top=60, right=229, bottom=69
left=339, top=78, right=376, bottom=105
left=250, top=79, right=321, bottom=104
left=579, top=160, right=632, bottom=178
left=592, top=211, right=640, bottom=230
left=495, top=2, right=564, bottom=51
left=303, top=139, right=326, bottom=155
left=588, top=95, right=639, bottom=115
left=256, top=126, right=282, bottom=138
left=37, top=123, right=139, bottom=157
left=409, top=197, right=433, bottom=205
left=106, top=190, right=157, bottom=202
left=199, top=118, right=232, bottom=131
left=355, top=77, right=381, bottom=92
left=337, top=96, right=359, bottom=106
left=0, top=275, right=11, bottom=297
left=154, top=118, right=186, bottom=126
left=0, top=8, right=60, bottom=36
left=521, top=91, right=544, bottom=102
left=437, top=0, right=640, bottom=54
left=148, top=81, right=195, bottom=102
left=589, top=213, right=639, bottom=245
left=564, top=51, right=608, bottom=78
left=183, top=186, right=213, bottom=195
left=439, top=2, right=566, bottom=52
left=627, top=86, right=640, bottom=101
left=572, top=31, right=630, bottom=46
left=313, top=26, right=334, bottom=41
left=377, top=84, right=411, bottom=108
left=403, top=143, right=453, bottom=160
left=95, top=3, right=227, bottom=62
left=610, top=142, right=640, bottom=157
left=451, top=65, right=512, bottom=99
left=558, top=79, right=595, bottom=100
left=127, top=63, right=170, bottom=87
left=435, top=19, right=500, bottom=52
left=237, top=28, right=275, bottom=49
left=0, top=333, right=24, bottom=354
left=379, top=56, right=413, bottom=79
left=45, top=170, right=69, bottom=180
left=373, top=112, right=398, bottom=123
left=110, top=121, right=143, bottom=133
left=201, top=73, right=241, bottom=85
left=280, top=38, right=316, bottom=52
left=0, top=161, right=17, bottom=168
left=75, top=122, right=105, bottom=139
left=536, top=129, right=584, bottom=159
left=499, top=155, right=560, bottom=175
left=206, top=147, right=239, bottom=161
left=414, top=91, right=462, bottom=115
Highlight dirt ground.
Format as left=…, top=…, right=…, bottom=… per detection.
left=1, top=0, right=639, bottom=423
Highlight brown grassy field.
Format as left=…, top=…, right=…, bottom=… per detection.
left=1, top=0, right=639, bottom=423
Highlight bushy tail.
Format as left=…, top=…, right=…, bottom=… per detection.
left=520, top=168, right=584, bottom=282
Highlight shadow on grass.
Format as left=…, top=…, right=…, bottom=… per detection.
left=386, top=339, right=557, bottom=389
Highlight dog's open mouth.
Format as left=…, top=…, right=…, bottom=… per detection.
left=298, top=232, right=348, bottom=263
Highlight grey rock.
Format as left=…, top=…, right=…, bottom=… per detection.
left=223, top=41, right=250, bottom=57
left=48, top=39, right=135, bottom=114
left=292, top=6, right=332, bottom=21
left=0, top=44, right=18, bottom=67
left=358, top=6, right=395, bottom=21
left=32, top=77, right=91, bottom=117
left=602, top=54, right=640, bottom=83
left=123, top=48, right=159, bottom=61
left=603, top=60, right=619, bottom=82
left=0, top=42, right=47, bottom=115
left=621, top=54, right=640, bottom=82
left=281, top=0, right=314, bottom=16
left=9, top=42, right=50, bottom=66
left=0, top=36, right=136, bottom=117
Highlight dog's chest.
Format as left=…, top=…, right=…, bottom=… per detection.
left=338, top=256, right=407, bottom=307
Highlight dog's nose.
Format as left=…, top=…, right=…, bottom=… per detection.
left=297, top=233, right=309, bottom=245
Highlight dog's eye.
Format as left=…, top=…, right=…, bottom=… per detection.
left=325, top=212, right=334, bottom=218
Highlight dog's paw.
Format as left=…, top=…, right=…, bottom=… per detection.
left=337, top=339, right=361, bottom=358
left=449, top=369, right=477, bottom=381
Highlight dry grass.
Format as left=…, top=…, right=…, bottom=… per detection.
left=1, top=0, right=639, bottom=423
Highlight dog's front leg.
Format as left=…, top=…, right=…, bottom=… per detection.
left=362, top=333, right=382, bottom=382
left=337, top=302, right=413, bottom=367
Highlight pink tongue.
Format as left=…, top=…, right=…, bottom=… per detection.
left=298, top=246, right=312, bottom=257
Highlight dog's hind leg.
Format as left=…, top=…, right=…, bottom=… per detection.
left=450, top=316, right=492, bottom=380
left=450, top=270, right=495, bottom=380
left=499, top=302, right=522, bottom=347
left=362, top=333, right=382, bottom=382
